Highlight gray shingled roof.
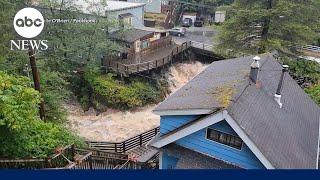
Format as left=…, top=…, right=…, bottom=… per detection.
left=110, top=28, right=154, bottom=43
left=154, top=55, right=259, bottom=113
left=154, top=54, right=320, bottom=169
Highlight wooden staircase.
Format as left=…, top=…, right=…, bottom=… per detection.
left=0, top=127, right=161, bottom=170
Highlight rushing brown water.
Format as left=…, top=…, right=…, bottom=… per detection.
left=67, top=61, right=208, bottom=142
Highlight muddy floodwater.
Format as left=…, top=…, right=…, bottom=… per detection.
left=67, top=61, right=208, bottom=142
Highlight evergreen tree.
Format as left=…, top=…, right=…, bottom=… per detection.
left=217, top=0, right=320, bottom=56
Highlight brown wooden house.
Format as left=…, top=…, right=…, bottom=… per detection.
left=103, top=27, right=189, bottom=76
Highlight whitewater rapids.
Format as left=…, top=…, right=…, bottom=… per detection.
left=67, top=61, right=208, bottom=142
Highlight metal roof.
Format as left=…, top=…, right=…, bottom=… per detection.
left=106, top=1, right=146, bottom=12
left=154, top=54, right=320, bottom=169
left=70, top=0, right=145, bottom=15
left=110, top=28, right=154, bottom=43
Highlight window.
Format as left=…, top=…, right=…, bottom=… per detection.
left=123, top=17, right=132, bottom=25
left=141, top=40, right=149, bottom=49
left=206, top=128, right=243, bottom=150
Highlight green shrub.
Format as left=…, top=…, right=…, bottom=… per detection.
left=87, top=73, right=159, bottom=109
left=40, top=71, right=70, bottom=123
left=282, top=58, right=320, bottom=83
left=305, top=83, right=320, bottom=106
left=0, top=71, right=84, bottom=158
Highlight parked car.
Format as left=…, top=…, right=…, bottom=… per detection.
left=194, top=17, right=204, bottom=27
left=181, top=18, right=192, bottom=27
left=194, top=19, right=203, bottom=27
left=169, top=28, right=186, bottom=37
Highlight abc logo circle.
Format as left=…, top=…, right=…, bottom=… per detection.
left=13, top=8, right=44, bottom=38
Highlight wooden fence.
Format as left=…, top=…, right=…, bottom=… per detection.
left=87, top=127, right=160, bottom=154
left=105, top=42, right=191, bottom=76
left=0, top=145, right=142, bottom=170
left=65, top=149, right=135, bottom=170
left=0, top=144, right=74, bottom=169
left=0, top=126, right=161, bottom=169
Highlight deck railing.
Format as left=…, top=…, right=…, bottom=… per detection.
left=190, top=41, right=214, bottom=51
left=68, top=149, right=132, bottom=170
left=0, top=144, right=74, bottom=169
left=87, top=127, right=160, bottom=154
left=105, top=42, right=191, bottom=76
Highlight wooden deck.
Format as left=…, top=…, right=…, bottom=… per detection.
left=104, top=42, right=191, bottom=76
left=87, top=127, right=160, bottom=154
left=86, top=127, right=160, bottom=165
left=0, top=127, right=161, bottom=170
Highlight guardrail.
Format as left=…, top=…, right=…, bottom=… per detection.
left=87, top=127, right=160, bottom=154
left=105, top=42, right=191, bottom=76
left=299, top=45, right=320, bottom=53
left=190, top=41, right=214, bottom=51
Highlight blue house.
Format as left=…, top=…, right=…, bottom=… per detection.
left=149, top=54, right=320, bottom=169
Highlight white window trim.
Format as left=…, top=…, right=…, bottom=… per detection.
left=159, top=151, right=163, bottom=170
left=316, top=117, right=320, bottom=169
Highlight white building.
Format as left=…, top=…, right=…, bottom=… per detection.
left=106, top=1, right=146, bottom=28
left=73, top=0, right=146, bottom=28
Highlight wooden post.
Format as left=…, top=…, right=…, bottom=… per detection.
left=122, top=142, right=126, bottom=153
left=71, top=144, right=76, bottom=161
left=28, top=47, right=45, bottom=121
left=115, top=143, right=118, bottom=153
left=89, top=156, right=93, bottom=170
left=139, top=134, right=143, bottom=146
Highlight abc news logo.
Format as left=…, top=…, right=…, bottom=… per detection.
left=11, top=8, right=48, bottom=51
left=15, top=16, right=43, bottom=28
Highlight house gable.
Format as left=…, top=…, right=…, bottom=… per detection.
left=166, top=120, right=265, bottom=169
left=152, top=111, right=274, bottom=169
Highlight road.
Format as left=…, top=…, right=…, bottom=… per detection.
left=172, top=26, right=218, bottom=46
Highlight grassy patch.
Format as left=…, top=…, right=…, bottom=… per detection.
left=88, top=73, right=160, bottom=109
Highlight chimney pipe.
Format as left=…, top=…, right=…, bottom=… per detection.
left=274, top=65, right=289, bottom=108
left=250, top=56, right=260, bottom=83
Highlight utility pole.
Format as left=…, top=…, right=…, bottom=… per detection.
left=28, top=47, right=46, bottom=121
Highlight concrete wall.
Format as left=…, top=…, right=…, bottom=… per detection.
left=160, top=115, right=265, bottom=169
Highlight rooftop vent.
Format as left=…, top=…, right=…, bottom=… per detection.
left=250, top=56, right=260, bottom=83
left=274, top=65, right=289, bottom=108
